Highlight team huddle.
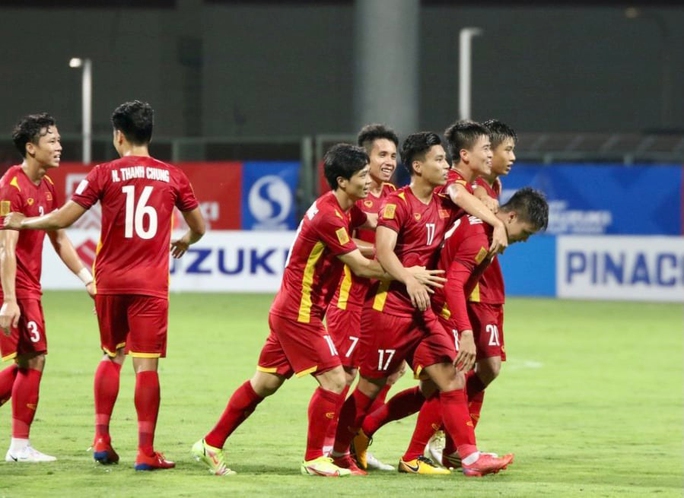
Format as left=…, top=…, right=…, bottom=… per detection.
left=0, top=102, right=549, bottom=478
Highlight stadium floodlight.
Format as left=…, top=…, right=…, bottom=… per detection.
left=69, top=57, right=92, bottom=164
left=459, top=27, right=483, bottom=121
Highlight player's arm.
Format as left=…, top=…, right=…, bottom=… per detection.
left=5, top=201, right=86, bottom=231
left=447, top=182, right=507, bottom=254
left=375, top=225, right=432, bottom=311
left=170, top=207, right=206, bottom=259
left=473, top=184, right=499, bottom=213
left=0, top=230, right=21, bottom=333
left=356, top=212, right=378, bottom=231
left=337, top=249, right=387, bottom=280
left=352, top=238, right=375, bottom=259
left=47, top=230, right=95, bottom=298
left=444, top=259, right=477, bottom=372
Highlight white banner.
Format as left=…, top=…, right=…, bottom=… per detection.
left=557, top=235, right=684, bottom=302
left=40, top=230, right=295, bottom=293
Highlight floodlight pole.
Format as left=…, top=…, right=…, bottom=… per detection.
left=459, top=27, right=483, bottom=121
left=82, top=58, right=92, bottom=165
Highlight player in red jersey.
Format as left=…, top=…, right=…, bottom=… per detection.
left=191, top=143, right=443, bottom=478
left=431, top=187, right=548, bottom=469
left=0, top=113, right=95, bottom=463
left=331, top=131, right=513, bottom=477
left=4, top=101, right=206, bottom=470
left=324, top=124, right=401, bottom=471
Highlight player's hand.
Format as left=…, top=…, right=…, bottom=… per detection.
left=406, top=277, right=430, bottom=311
left=0, top=301, right=20, bottom=335
left=482, top=195, right=499, bottom=213
left=455, top=330, right=476, bottom=372
left=489, top=222, right=509, bottom=256
left=170, top=236, right=191, bottom=259
left=3, top=212, right=25, bottom=230
left=406, top=266, right=446, bottom=292
left=85, top=281, right=96, bottom=300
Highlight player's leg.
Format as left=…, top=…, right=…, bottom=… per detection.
left=92, top=294, right=128, bottom=465
left=0, top=363, right=18, bottom=407
left=126, top=296, right=175, bottom=471
left=4, top=300, right=54, bottom=463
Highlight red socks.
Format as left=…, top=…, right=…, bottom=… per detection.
left=402, top=394, right=441, bottom=461
left=305, top=387, right=344, bottom=461
left=205, top=380, right=263, bottom=449
left=332, top=389, right=374, bottom=455
left=11, top=368, right=42, bottom=439
left=362, top=385, right=425, bottom=437
left=93, top=360, right=122, bottom=441
left=439, top=389, right=477, bottom=460
left=323, top=385, right=349, bottom=451
left=0, top=364, right=18, bottom=407
left=135, top=371, right=160, bottom=457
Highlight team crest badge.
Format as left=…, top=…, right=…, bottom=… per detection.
left=0, top=200, right=10, bottom=216
left=414, top=213, right=421, bottom=221
left=364, top=200, right=373, bottom=208
left=27, top=198, right=34, bottom=205
left=45, top=193, right=53, bottom=201
left=439, top=209, right=449, bottom=219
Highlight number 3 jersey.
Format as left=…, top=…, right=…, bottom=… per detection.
left=71, top=156, right=199, bottom=298
left=0, top=165, right=59, bottom=300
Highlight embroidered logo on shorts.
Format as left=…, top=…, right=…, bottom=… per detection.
left=335, top=227, right=350, bottom=245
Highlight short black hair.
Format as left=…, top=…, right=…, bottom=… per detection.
left=12, top=113, right=57, bottom=158
left=111, top=100, right=154, bottom=145
left=357, top=124, right=399, bottom=154
left=443, top=120, right=490, bottom=163
left=400, top=132, right=443, bottom=176
left=323, top=143, right=369, bottom=190
left=501, top=187, right=549, bottom=231
left=482, top=119, right=517, bottom=149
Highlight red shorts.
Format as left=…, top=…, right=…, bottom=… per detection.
left=467, top=302, right=506, bottom=361
left=0, top=299, right=46, bottom=361
left=257, top=312, right=342, bottom=379
left=358, top=307, right=456, bottom=380
left=326, top=306, right=362, bottom=368
left=95, top=294, right=169, bottom=358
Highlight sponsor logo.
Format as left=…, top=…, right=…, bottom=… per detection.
left=170, top=247, right=290, bottom=276
left=248, top=175, right=292, bottom=230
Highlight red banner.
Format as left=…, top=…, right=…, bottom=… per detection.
left=46, top=161, right=243, bottom=230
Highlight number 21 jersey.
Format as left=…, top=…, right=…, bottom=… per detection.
left=71, top=156, right=199, bottom=298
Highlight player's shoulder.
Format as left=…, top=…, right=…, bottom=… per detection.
left=0, top=165, right=23, bottom=189
left=381, top=182, right=397, bottom=195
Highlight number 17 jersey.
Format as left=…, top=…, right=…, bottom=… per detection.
left=71, top=155, right=199, bottom=298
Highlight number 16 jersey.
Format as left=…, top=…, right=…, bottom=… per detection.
left=71, top=156, right=199, bottom=298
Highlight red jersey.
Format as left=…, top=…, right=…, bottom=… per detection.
left=330, top=183, right=395, bottom=312
left=271, top=191, right=367, bottom=323
left=370, top=186, right=457, bottom=317
left=71, top=156, right=198, bottom=298
left=0, top=165, right=59, bottom=300
left=470, top=177, right=505, bottom=304
left=431, top=215, right=493, bottom=332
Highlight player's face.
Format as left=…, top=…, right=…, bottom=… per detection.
left=491, top=138, right=516, bottom=177
left=28, top=126, right=61, bottom=169
left=368, top=139, right=397, bottom=185
left=506, top=216, right=539, bottom=244
left=469, top=134, right=492, bottom=176
left=419, top=144, right=450, bottom=187
left=346, top=163, right=372, bottom=201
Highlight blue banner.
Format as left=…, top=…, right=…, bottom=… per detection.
left=500, top=164, right=683, bottom=235
left=499, top=234, right=556, bottom=297
left=241, top=161, right=300, bottom=230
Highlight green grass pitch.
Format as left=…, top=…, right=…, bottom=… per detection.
left=0, top=292, right=682, bottom=497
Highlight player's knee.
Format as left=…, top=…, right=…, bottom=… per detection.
left=477, top=358, right=501, bottom=385
left=18, top=353, right=45, bottom=371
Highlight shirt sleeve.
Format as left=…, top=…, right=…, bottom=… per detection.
left=444, top=232, right=490, bottom=332
left=175, top=170, right=200, bottom=212
left=312, top=210, right=358, bottom=257
left=71, top=165, right=104, bottom=210
left=0, top=182, right=24, bottom=214
left=377, top=195, right=406, bottom=233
